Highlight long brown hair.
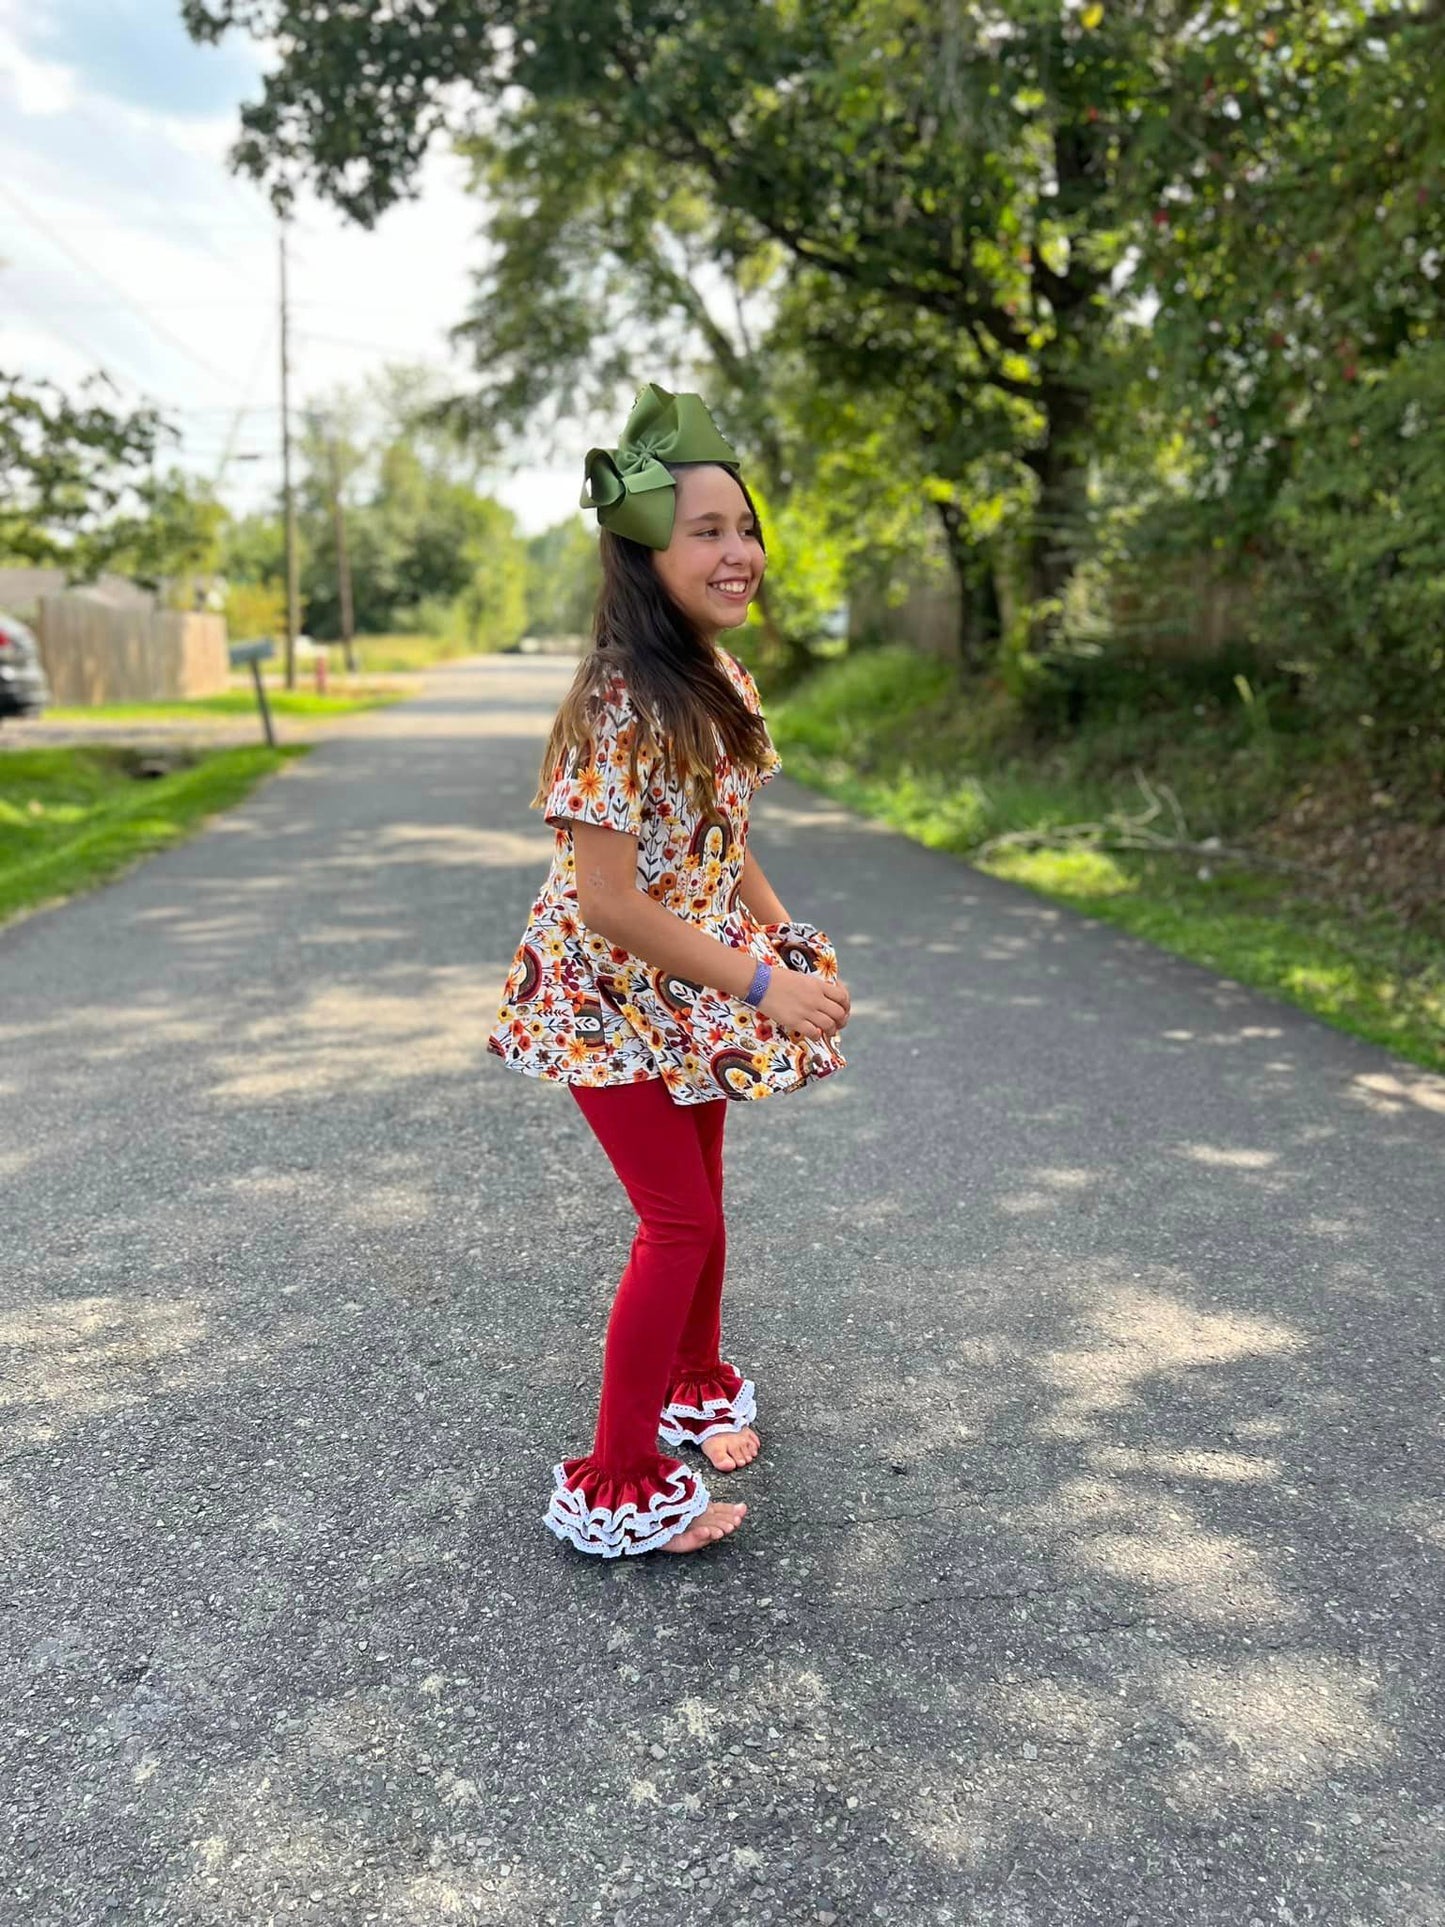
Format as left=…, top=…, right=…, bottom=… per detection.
left=532, top=463, right=772, bottom=818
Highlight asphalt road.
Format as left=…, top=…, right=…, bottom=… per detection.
left=3, top=656, right=1442, bottom=1927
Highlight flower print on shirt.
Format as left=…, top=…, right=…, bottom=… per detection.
left=487, top=648, right=844, bottom=1104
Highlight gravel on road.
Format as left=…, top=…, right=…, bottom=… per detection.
left=2, top=656, right=1441, bottom=1927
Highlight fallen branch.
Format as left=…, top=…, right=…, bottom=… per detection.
left=971, top=768, right=1328, bottom=879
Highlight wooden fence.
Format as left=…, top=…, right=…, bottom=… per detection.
left=36, top=596, right=229, bottom=704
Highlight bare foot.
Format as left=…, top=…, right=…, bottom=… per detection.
left=660, top=1500, right=747, bottom=1553
left=699, top=1426, right=760, bottom=1472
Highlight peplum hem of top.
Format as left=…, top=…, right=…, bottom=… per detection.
left=489, top=916, right=846, bottom=1104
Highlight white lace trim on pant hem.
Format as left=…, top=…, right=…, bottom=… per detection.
left=658, top=1373, right=757, bottom=1447
left=543, top=1460, right=712, bottom=1558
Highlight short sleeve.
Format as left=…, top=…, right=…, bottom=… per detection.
left=541, top=680, right=657, bottom=836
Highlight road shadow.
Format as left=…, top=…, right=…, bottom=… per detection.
left=2, top=657, right=1441, bottom=1924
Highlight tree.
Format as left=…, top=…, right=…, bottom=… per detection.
left=257, top=371, right=532, bottom=646
left=524, top=518, right=600, bottom=640
left=183, top=0, right=1445, bottom=702
left=110, top=470, right=226, bottom=591
left=1127, top=0, right=1445, bottom=541
left=175, top=0, right=1147, bottom=655
left=0, top=371, right=173, bottom=575
left=1110, top=0, right=1445, bottom=766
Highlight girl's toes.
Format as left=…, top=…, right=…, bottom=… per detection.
left=700, top=1427, right=760, bottom=1472
left=660, top=1500, right=747, bottom=1554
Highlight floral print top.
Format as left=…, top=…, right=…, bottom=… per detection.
left=487, top=646, right=847, bottom=1104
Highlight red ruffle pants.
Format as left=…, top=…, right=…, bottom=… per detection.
left=542, top=1077, right=757, bottom=1556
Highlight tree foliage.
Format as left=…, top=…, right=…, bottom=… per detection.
left=221, top=368, right=530, bottom=647
left=524, top=518, right=600, bottom=639
left=184, top=0, right=1445, bottom=766
left=0, top=373, right=173, bottom=575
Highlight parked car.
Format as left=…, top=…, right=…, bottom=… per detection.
left=0, top=613, right=51, bottom=719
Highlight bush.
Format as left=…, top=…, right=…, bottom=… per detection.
left=1018, top=637, right=1300, bottom=735
left=224, top=580, right=285, bottom=642
left=769, top=644, right=954, bottom=759
left=391, top=595, right=460, bottom=641
left=1255, top=339, right=1445, bottom=789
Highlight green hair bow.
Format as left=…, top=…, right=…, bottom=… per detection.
left=580, top=381, right=740, bottom=549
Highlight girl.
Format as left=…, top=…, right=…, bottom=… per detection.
left=488, top=381, right=851, bottom=1559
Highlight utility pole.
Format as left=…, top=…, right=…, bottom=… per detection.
left=327, top=434, right=357, bottom=674
left=278, top=221, right=300, bottom=692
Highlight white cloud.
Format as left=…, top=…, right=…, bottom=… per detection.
left=0, top=25, right=78, bottom=116
left=0, top=3, right=580, bottom=536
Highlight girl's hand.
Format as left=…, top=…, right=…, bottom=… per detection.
left=759, top=968, right=850, bottom=1043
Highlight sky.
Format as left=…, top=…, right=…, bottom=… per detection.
left=0, top=0, right=581, bottom=535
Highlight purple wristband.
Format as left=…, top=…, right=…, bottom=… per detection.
left=742, top=960, right=772, bottom=1008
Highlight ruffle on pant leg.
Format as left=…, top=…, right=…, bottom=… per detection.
left=543, top=1452, right=711, bottom=1558
left=658, top=1362, right=758, bottom=1449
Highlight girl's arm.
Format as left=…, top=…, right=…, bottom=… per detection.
left=573, top=824, right=758, bottom=998
left=573, top=823, right=848, bottom=1040
left=739, top=847, right=790, bottom=925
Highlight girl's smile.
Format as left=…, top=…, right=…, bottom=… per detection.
left=652, top=464, right=766, bottom=635
left=708, top=575, right=754, bottom=605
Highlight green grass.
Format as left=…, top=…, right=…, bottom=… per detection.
left=346, top=632, right=479, bottom=673
left=0, top=742, right=305, bottom=926
left=768, top=647, right=1445, bottom=1074
left=985, top=846, right=1442, bottom=1069
left=44, top=686, right=403, bottom=724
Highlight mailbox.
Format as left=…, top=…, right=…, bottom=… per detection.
left=229, top=636, right=277, bottom=746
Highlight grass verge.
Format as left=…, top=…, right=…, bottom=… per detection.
left=345, top=633, right=480, bottom=674
left=43, top=686, right=403, bottom=724
left=763, top=645, right=1444, bottom=1075
left=0, top=743, right=305, bottom=928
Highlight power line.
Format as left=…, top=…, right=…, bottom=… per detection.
left=0, top=181, right=250, bottom=396
left=214, top=317, right=279, bottom=491
left=298, top=328, right=457, bottom=359
left=0, top=278, right=138, bottom=380
left=166, top=402, right=284, bottom=416
left=15, top=297, right=274, bottom=313
left=3, top=275, right=278, bottom=485
left=67, top=97, right=276, bottom=298
left=293, top=299, right=455, bottom=316
left=70, top=95, right=279, bottom=244
left=0, top=282, right=217, bottom=444
left=0, top=217, right=272, bottom=231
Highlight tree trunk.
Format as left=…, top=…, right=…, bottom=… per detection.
left=931, top=498, right=999, bottom=678
left=329, top=440, right=357, bottom=674
left=1019, top=376, right=1093, bottom=646
left=752, top=578, right=817, bottom=685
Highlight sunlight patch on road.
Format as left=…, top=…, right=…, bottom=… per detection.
left=0, top=1294, right=207, bottom=1445
left=1166, top=1653, right=1387, bottom=1800
left=1350, top=1068, right=1445, bottom=1117
left=208, top=970, right=500, bottom=1102
left=1038, top=1282, right=1302, bottom=1434
left=1177, top=1142, right=1278, bottom=1169
left=344, top=822, right=555, bottom=868
left=1084, top=1444, right=1277, bottom=1482
left=1077, top=1520, right=1300, bottom=1630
